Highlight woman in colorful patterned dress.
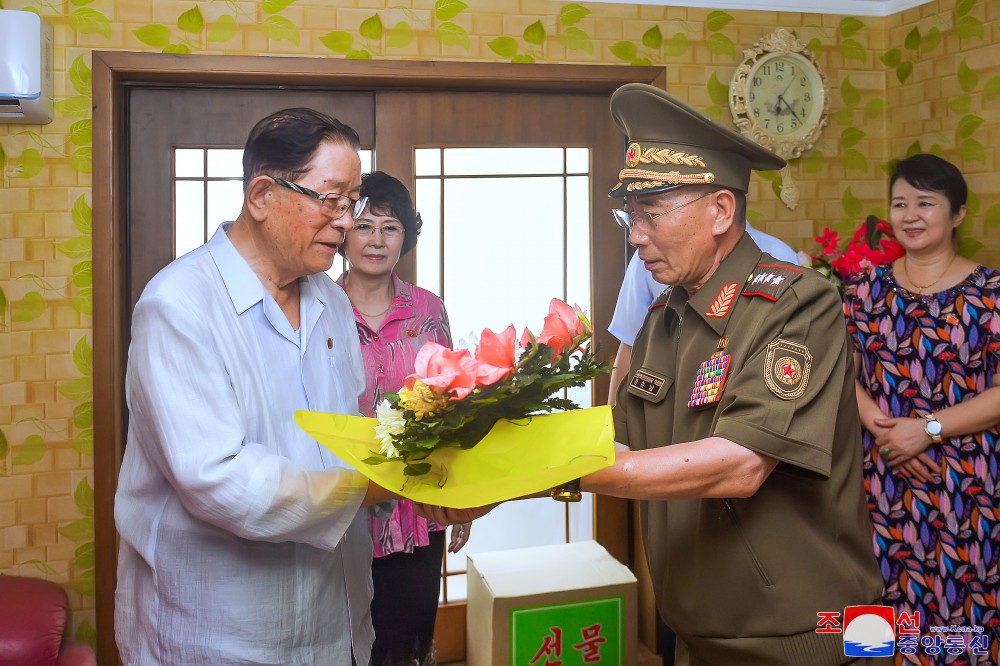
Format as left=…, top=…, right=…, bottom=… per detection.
left=337, top=171, right=470, bottom=666
left=843, top=154, right=1000, bottom=664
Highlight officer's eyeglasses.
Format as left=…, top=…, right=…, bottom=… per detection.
left=269, top=176, right=368, bottom=221
left=351, top=222, right=404, bottom=239
left=612, top=192, right=713, bottom=234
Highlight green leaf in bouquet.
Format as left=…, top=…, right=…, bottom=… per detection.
left=404, top=462, right=432, bottom=476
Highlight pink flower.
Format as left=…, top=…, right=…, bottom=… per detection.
left=407, top=342, right=478, bottom=400
left=537, top=299, right=589, bottom=357
left=474, top=325, right=518, bottom=386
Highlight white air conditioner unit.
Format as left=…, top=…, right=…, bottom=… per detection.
left=0, top=9, right=54, bottom=124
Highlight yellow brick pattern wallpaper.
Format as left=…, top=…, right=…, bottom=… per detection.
left=0, top=0, right=997, bottom=648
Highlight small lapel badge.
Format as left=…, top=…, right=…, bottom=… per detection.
left=327, top=337, right=333, bottom=350
left=688, top=337, right=730, bottom=408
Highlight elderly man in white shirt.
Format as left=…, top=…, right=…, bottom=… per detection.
left=115, top=108, right=399, bottom=665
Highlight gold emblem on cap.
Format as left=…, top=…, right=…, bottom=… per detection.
left=626, top=142, right=642, bottom=168
left=638, top=147, right=707, bottom=168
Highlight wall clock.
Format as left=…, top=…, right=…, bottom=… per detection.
left=730, top=28, right=829, bottom=210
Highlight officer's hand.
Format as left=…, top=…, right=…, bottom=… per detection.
left=415, top=502, right=496, bottom=525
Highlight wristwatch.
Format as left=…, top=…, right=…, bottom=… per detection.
left=922, top=413, right=944, bottom=443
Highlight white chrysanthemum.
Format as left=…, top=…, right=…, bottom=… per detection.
left=373, top=399, right=406, bottom=457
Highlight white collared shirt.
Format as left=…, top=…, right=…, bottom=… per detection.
left=115, top=223, right=372, bottom=665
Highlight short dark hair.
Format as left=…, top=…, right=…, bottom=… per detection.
left=890, top=153, right=967, bottom=214
left=358, top=171, right=423, bottom=256
left=241, top=108, right=361, bottom=191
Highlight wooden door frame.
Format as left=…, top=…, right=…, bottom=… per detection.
left=92, top=51, right=664, bottom=663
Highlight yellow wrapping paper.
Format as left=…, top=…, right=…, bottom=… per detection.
left=294, top=405, right=615, bottom=508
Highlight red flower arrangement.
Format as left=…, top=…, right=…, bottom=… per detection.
left=807, top=215, right=905, bottom=290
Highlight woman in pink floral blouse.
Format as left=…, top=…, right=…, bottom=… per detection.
left=337, top=171, right=470, bottom=666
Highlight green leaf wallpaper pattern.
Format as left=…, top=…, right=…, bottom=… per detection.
left=839, top=16, right=864, bottom=37
left=957, top=59, right=978, bottom=92
left=69, top=7, right=111, bottom=37
left=562, top=27, right=593, bottom=54
left=208, top=15, right=238, bottom=43
left=488, top=36, right=518, bottom=59
left=524, top=20, right=546, bottom=46
left=69, top=56, right=92, bottom=96
left=956, top=16, right=984, bottom=39
left=559, top=3, right=590, bottom=26
left=386, top=22, right=414, bottom=49
left=359, top=14, right=383, bottom=40
left=12, top=291, right=45, bottom=322
left=58, top=377, right=92, bottom=402
left=840, top=39, right=866, bottom=63
left=134, top=23, right=170, bottom=46
left=54, top=96, right=91, bottom=117
left=177, top=6, right=205, bottom=34
left=73, top=403, right=94, bottom=430
left=57, top=516, right=94, bottom=542
left=706, top=10, right=734, bottom=32
left=14, top=434, right=47, bottom=467
left=436, top=0, right=469, bottom=22
left=11, top=148, right=44, bottom=179
left=434, top=22, right=470, bottom=49
left=840, top=78, right=862, bottom=108
left=263, top=0, right=297, bottom=14
left=642, top=25, right=663, bottom=50
left=321, top=31, right=354, bottom=54
left=73, top=337, right=93, bottom=377
left=263, top=15, right=300, bottom=45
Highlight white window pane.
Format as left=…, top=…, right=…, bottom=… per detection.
left=568, top=495, right=594, bottom=543
left=444, top=497, right=569, bottom=575
left=175, top=181, right=205, bottom=258
left=359, top=149, right=373, bottom=175
left=175, top=149, right=204, bottom=178
left=566, top=147, right=589, bottom=174
left=207, top=148, right=244, bottom=178
left=566, top=174, right=591, bottom=312
left=325, top=255, right=347, bottom=281
left=415, top=148, right=440, bottom=176
left=443, top=147, right=565, bottom=176
left=414, top=179, right=442, bottom=298
left=441, top=573, right=467, bottom=603
left=443, top=176, right=564, bottom=340
left=206, top=181, right=244, bottom=235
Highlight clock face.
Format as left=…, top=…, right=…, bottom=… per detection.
left=745, top=52, right=823, bottom=140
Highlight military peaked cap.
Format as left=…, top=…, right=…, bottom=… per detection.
left=608, top=83, right=786, bottom=197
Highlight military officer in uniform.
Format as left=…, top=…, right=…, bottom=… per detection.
left=579, top=84, right=886, bottom=664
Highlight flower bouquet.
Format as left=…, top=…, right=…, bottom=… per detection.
left=802, top=215, right=904, bottom=291
left=294, top=299, right=616, bottom=508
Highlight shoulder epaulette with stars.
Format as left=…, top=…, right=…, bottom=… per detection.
left=741, top=263, right=804, bottom=302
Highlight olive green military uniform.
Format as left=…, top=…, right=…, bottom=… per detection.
left=614, top=232, right=884, bottom=665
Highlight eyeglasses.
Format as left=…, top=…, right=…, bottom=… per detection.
left=269, top=176, right=368, bottom=220
left=351, top=221, right=404, bottom=239
left=612, top=191, right=713, bottom=234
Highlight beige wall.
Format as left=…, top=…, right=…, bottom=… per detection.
left=1, top=0, right=997, bottom=646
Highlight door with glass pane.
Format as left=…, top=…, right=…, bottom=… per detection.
left=375, top=91, right=628, bottom=618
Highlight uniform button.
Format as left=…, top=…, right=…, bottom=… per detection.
left=372, top=334, right=379, bottom=341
